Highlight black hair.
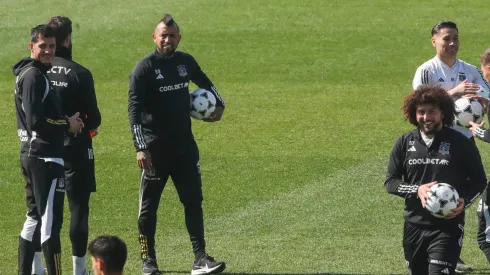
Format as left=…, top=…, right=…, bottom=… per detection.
left=31, top=24, right=55, bottom=43
left=46, top=16, right=73, bottom=48
left=88, top=235, right=127, bottom=272
left=431, top=21, right=458, bottom=36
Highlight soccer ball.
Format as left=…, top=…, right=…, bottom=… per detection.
left=454, top=97, right=484, bottom=128
left=425, top=183, right=459, bottom=218
left=476, top=84, right=490, bottom=99
left=189, top=88, right=216, bottom=120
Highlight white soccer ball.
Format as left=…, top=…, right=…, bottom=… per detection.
left=476, top=84, right=490, bottom=99
left=454, top=97, right=484, bottom=128
left=189, top=88, right=216, bottom=120
left=425, top=183, right=459, bottom=218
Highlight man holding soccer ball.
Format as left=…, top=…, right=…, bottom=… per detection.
left=127, top=13, right=225, bottom=275
left=412, top=21, right=490, bottom=272
left=385, top=84, right=487, bottom=275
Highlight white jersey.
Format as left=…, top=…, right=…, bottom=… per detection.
left=413, top=56, right=490, bottom=138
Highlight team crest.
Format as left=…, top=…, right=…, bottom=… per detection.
left=177, top=65, right=187, bottom=77
left=438, top=142, right=450, bottom=155
left=459, top=72, right=466, bottom=81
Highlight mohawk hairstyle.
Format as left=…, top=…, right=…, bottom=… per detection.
left=161, top=13, right=175, bottom=25
left=160, top=13, right=180, bottom=32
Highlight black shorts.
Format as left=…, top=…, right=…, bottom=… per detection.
left=64, top=147, right=96, bottom=193
left=403, top=221, right=463, bottom=275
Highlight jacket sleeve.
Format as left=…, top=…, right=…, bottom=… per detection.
left=384, top=136, right=418, bottom=198
left=471, top=66, right=490, bottom=92
left=128, top=61, right=149, bottom=152
left=412, top=66, right=431, bottom=90
left=189, top=56, right=225, bottom=108
left=22, top=70, right=68, bottom=137
left=459, top=138, right=487, bottom=208
left=78, top=69, right=101, bottom=130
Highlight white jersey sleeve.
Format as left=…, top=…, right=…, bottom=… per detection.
left=467, top=65, right=490, bottom=92
left=412, top=64, right=433, bottom=90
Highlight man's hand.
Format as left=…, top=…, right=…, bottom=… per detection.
left=445, top=198, right=465, bottom=219
left=66, top=112, right=84, bottom=134
left=449, top=80, right=480, bottom=97
left=465, top=94, right=489, bottom=113
left=203, top=106, right=224, bottom=122
left=418, top=181, right=438, bottom=208
left=469, top=121, right=485, bottom=137
left=137, top=150, right=152, bottom=169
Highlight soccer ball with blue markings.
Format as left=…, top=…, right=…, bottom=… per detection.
left=425, top=183, right=459, bottom=218
left=454, top=97, right=484, bottom=128
left=189, top=88, right=216, bottom=120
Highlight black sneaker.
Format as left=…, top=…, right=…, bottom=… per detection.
left=143, top=258, right=163, bottom=275
left=191, top=253, right=226, bottom=275
left=455, top=258, right=473, bottom=273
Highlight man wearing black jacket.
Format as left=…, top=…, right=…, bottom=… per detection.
left=128, top=14, right=225, bottom=275
left=32, top=16, right=101, bottom=275
left=14, top=24, right=83, bottom=275
left=385, top=84, right=487, bottom=275
left=468, top=47, right=490, bottom=266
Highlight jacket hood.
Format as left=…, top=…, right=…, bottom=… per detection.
left=12, top=57, right=50, bottom=76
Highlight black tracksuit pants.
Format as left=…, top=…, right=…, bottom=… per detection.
left=138, top=142, right=205, bottom=260
left=18, top=157, right=65, bottom=275
left=403, top=221, right=464, bottom=275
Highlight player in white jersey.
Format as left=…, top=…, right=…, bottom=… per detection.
left=413, top=21, right=490, bottom=139
left=412, top=21, right=490, bottom=273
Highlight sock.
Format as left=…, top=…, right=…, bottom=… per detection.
left=32, top=252, right=45, bottom=275
left=73, top=255, right=86, bottom=275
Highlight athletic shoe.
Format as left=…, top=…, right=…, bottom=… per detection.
left=455, top=258, right=473, bottom=273
left=191, top=253, right=226, bottom=275
left=143, top=258, right=163, bottom=275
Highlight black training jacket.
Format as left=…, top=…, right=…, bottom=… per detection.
left=128, top=50, right=225, bottom=151
left=13, top=58, right=68, bottom=158
left=385, top=126, right=487, bottom=228
left=48, top=47, right=101, bottom=154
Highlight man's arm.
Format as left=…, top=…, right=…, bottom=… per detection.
left=460, top=138, right=487, bottom=208
left=22, top=71, right=69, bottom=136
left=384, top=136, right=418, bottom=198
left=189, top=57, right=225, bottom=108
left=79, top=69, right=101, bottom=131
left=128, top=62, right=149, bottom=152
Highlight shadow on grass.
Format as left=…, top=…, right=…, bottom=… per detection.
left=162, top=270, right=490, bottom=275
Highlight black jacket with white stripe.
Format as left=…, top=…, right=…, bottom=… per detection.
left=128, top=49, right=224, bottom=152
left=385, top=126, right=487, bottom=228
left=13, top=58, right=68, bottom=158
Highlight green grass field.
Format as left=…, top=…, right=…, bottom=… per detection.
left=1, top=0, right=490, bottom=274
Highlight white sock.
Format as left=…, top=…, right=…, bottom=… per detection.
left=73, top=255, right=86, bottom=275
left=32, top=252, right=44, bottom=275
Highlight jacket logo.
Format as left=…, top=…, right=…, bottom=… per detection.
left=459, top=72, right=466, bottom=81
left=407, top=146, right=416, bottom=152
left=438, top=142, right=450, bottom=155
left=155, top=69, right=164, bottom=79
left=408, top=158, right=449, bottom=165
left=177, top=65, right=187, bottom=77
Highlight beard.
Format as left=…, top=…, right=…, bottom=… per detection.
left=419, top=121, right=442, bottom=136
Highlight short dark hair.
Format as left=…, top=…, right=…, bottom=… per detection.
left=402, top=84, right=456, bottom=127
left=88, top=235, right=127, bottom=272
left=160, top=13, right=180, bottom=32
left=46, top=16, right=72, bottom=47
left=31, top=24, right=55, bottom=43
left=481, top=48, right=490, bottom=66
left=431, top=21, right=458, bottom=36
